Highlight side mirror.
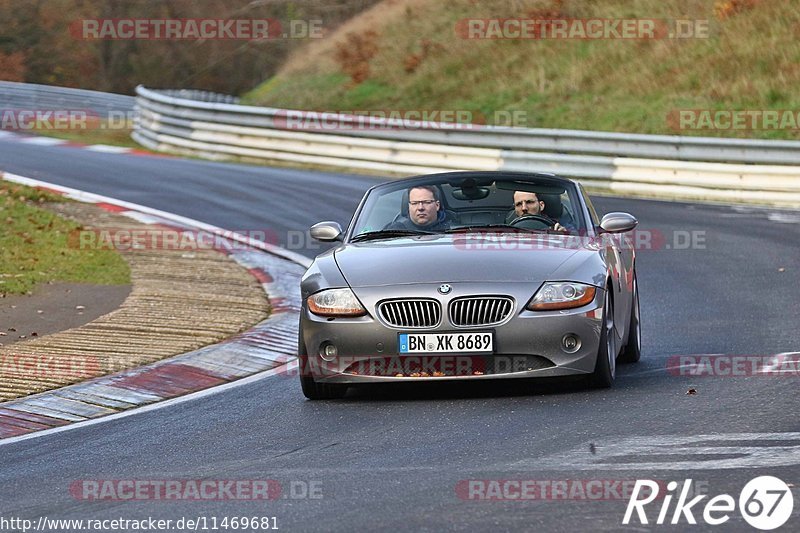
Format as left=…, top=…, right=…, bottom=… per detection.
left=599, top=212, right=638, bottom=233
left=309, top=221, right=344, bottom=242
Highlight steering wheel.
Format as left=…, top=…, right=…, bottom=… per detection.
left=508, top=214, right=555, bottom=231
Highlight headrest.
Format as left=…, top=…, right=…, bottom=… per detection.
left=537, top=192, right=562, bottom=220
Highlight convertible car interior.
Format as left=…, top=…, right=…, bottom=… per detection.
left=383, top=180, right=577, bottom=231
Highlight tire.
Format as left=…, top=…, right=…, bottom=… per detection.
left=589, top=289, right=616, bottom=388
left=298, top=336, right=348, bottom=400
left=618, top=272, right=641, bottom=364
left=300, top=370, right=348, bottom=400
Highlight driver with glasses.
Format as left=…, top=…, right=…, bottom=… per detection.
left=384, top=185, right=452, bottom=231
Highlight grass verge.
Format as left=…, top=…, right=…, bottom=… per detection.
left=0, top=181, right=131, bottom=296
left=244, top=0, right=800, bottom=140
left=26, top=124, right=140, bottom=149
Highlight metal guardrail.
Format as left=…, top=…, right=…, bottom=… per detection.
left=134, top=86, right=800, bottom=165
left=155, top=89, right=240, bottom=105
left=6, top=83, right=791, bottom=223
left=0, top=81, right=134, bottom=117
left=134, top=86, right=800, bottom=207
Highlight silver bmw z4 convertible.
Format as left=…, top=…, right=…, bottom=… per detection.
left=299, top=171, right=641, bottom=399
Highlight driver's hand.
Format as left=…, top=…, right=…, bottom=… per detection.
left=553, top=222, right=568, bottom=233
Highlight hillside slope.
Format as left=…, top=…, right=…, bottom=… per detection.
left=244, top=0, right=800, bottom=139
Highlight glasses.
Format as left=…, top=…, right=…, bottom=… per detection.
left=514, top=199, right=540, bottom=207
left=409, top=200, right=437, bottom=207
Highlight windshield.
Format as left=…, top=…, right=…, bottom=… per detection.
left=349, top=174, right=587, bottom=239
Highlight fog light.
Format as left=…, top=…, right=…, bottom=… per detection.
left=562, top=334, right=581, bottom=353
left=320, top=343, right=338, bottom=361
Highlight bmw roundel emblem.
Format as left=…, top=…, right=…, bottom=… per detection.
left=438, top=284, right=452, bottom=295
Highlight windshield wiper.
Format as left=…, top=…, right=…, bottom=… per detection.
left=350, top=229, right=437, bottom=242
left=444, top=224, right=552, bottom=234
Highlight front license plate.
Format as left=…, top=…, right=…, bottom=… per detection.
left=398, top=332, right=493, bottom=354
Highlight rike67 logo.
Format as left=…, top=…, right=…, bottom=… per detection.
left=623, top=476, right=794, bottom=530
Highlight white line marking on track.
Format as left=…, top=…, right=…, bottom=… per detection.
left=123, top=211, right=170, bottom=225
left=84, top=144, right=132, bottom=153
left=510, top=433, right=800, bottom=471
left=0, top=360, right=298, bottom=447
left=768, top=212, right=800, bottom=224
left=18, top=137, right=67, bottom=146
left=758, top=352, right=800, bottom=374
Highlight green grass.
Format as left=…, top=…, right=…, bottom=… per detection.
left=244, top=0, right=800, bottom=140
left=0, top=182, right=130, bottom=295
left=30, top=124, right=141, bottom=149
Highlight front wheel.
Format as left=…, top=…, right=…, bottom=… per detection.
left=618, top=272, right=641, bottom=364
left=589, top=290, right=616, bottom=388
left=300, top=371, right=348, bottom=400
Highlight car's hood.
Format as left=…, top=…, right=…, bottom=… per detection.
left=334, top=234, right=598, bottom=287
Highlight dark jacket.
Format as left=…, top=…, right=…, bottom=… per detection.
left=505, top=210, right=576, bottom=231
left=384, top=210, right=452, bottom=231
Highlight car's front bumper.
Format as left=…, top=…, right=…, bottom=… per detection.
left=300, top=283, right=605, bottom=384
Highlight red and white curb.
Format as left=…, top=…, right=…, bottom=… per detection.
left=0, top=171, right=310, bottom=441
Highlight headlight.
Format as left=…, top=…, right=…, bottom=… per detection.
left=308, top=288, right=367, bottom=317
left=527, top=282, right=597, bottom=311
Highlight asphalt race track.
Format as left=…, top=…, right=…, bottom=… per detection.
left=1, top=139, right=799, bottom=532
